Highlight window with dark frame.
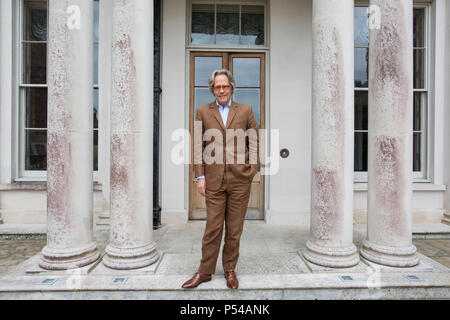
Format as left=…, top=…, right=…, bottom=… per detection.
left=20, top=0, right=100, bottom=175
left=191, top=2, right=265, bottom=46
left=354, top=6, right=427, bottom=179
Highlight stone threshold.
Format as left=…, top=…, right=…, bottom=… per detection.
left=2, top=223, right=450, bottom=240
left=0, top=253, right=449, bottom=300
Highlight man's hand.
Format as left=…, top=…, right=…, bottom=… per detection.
left=196, top=178, right=206, bottom=197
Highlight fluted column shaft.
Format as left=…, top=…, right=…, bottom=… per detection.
left=304, top=0, right=359, bottom=268
left=102, top=0, right=159, bottom=270
left=361, top=0, right=419, bottom=267
left=41, top=0, right=99, bottom=270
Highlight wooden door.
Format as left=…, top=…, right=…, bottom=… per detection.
left=189, top=52, right=265, bottom=220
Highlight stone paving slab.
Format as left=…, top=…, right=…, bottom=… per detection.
left=1, top=222, right=450, bottom=299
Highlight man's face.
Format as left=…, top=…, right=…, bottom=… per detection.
left=213, top=74, right=233, bottom=107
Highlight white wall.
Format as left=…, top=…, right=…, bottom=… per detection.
left=0, top=0, right=447, bottom=226
left=267, top=0, right=312, bottom=225
left=160, top=0, right=188, bottom=223
left=445, top=0, right=450, bottom=217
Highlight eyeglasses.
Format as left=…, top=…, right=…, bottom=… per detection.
left=213, top=85, right=231, bottom=91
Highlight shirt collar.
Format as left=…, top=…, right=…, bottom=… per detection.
left=216, top=99, right=232, bottom=109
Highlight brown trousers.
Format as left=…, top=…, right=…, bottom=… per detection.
left=197, top=166, right=252, bottom=274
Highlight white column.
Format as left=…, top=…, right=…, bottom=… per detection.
left=102, top=0, right=159, bottom=270
left=97, top=0, right=113, bottom=229
left=303, top=0, right=359, bottom=268
left=445, top=0, right=450, bottom=225
left=360, top=0, right=419, bottom=267
left=40, top=0, right=99, bottom=270
left=0, top=0, right=13, bottom=185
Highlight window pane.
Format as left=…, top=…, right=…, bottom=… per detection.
left=191, top=4, right=215, bottom=45
left=94, top=89, right=99, bottom=129
left=94, top=130, right=99, bottom=171
left=413, top=132, right=421, bottom=172
left=195, top=57, right=223, bottom=86
left=413, top=92, right=422, bottom=131
left=414, top=49, right=425, bottom=89
left=25, top=130, right=47, bottom=171
left=216, top=5, right=239, bottom=45
left=355, top=48, right=369, bottom=87
left=355, top=91, right=368, bottom=131
left=241, top=5, right=264, bottom=45
left=194, top=88, right=214, bottom=115
left=354, top=132, right=368, bottom=172
left=94, top=0, right=99, bottom=43
left=25, top=88, right=47, bottom=129
left=233, top=58, right=260, bottom=87
left=94, top=43, right=99, bottom=85
left=233, top=88, right=260, bottom=126
left=413, top=8, right=425, bottom=47
left=23, top=0, right=47, bottom=41
left=22, top=43, right=47, bottom=84
left=354, top=7, right=369, bottom=47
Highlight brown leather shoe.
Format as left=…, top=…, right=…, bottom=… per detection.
left=181, top=272, right=212, bottom=289
left=224, top=271, right=239, bottom=289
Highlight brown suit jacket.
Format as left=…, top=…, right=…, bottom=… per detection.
left=194, top=101, right=259, bottom=191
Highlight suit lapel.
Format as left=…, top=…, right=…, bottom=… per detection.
left=225, top=102, right=239, bottom=129
left=209, top=102, right=225, bottom=130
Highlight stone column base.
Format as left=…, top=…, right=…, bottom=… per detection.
left=303, top=241, right=360, bottom=268
left=103, top=242, right=159, bottom=270
left=360, top=239, right=419, bottom=267
left=40, top=242, right=100, bottom=270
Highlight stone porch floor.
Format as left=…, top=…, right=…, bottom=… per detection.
left=0, top=221, right=449, bottom=299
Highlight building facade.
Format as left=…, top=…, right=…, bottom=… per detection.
left=0, top=0, right=449, bottom=269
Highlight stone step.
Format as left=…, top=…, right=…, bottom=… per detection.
left=1, top=252, right=449, bottom=300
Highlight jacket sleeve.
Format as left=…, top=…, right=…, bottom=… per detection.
left=194, top=108, right=205, bottom=177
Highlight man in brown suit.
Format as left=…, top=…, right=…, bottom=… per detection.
left=182, top=69, right=259, bottom=289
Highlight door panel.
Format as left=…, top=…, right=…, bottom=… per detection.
left=189, top=52, right=265, bottom=220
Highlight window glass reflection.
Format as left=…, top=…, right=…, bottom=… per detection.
left=23, top=43, right=47, bottom=84
left=355, top=48, right=369, bottom=87
left=234, top=89, right=260, bottom=126
left=195, top=57, right=223, bottom=86
left=195, top=88, right=214, bottom=115
left=233, top=58, right=260, bottom=87
left=354, top=132, right=368, bottom=172
left=25, top=130, right=47, bottom=171
left=413, top=8, right=425, bottom=47
left=354, top=7, right=369, bottom=47
left=26, top=88, right=47, bottom=129
left=216, top=5, right=240, bottom=45
left=191, top=4, right=215, bottom=45
left=241, top=6, right=264, bottom=45
left=24, top=1, right=47, bottom=41
left=354, top=91, right=368, bottom=131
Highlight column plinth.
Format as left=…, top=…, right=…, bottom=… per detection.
left=40, top=0, right=99, bottom=270
left=361, top=0, right=419, bottom=267
left=303, top=0, right=359, bottom=268
left=304, top=241, right=359, bottom=268
left=103, top=242, right=159, bottom=270
left=40, top=243, right=99, bottom=270
left=102, top=0, right=159, bottom=270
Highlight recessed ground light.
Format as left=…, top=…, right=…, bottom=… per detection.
left=338, top=275, right=354, bottom=282
left=404, top=274, right=422, bottom=281
left=112, top=277, right=128, bottom=285
left=41, top=278, right=57, bottom=285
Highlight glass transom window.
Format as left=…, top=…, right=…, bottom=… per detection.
left=190, top=2, right=266, bottom=46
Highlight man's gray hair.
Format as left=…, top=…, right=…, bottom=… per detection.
left=208, top=69, right=237, bottom=93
